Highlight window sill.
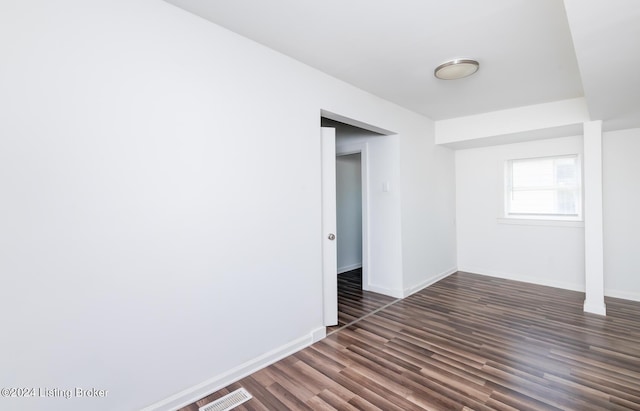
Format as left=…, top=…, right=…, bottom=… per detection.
left=497, top=217, right=584, bottom=228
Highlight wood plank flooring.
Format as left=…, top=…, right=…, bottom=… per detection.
left=178, top=272, right=640, bottom=410
left=326, top=269, right=398, bottom=335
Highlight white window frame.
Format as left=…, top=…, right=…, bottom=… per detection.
left=503, top=154, right=583, bottom=222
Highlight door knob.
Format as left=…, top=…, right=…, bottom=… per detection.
left=328, top=233, right=336, bottom=241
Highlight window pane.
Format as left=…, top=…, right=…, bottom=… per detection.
left=510, top=190, right=557, bottom=214
left=512, top=159, right=554, bottom=188
left=506, top=155, right=581, bottom=218
left=555, top=157, right=577, bottom=185
left=556, top=188, right=578, bottom=215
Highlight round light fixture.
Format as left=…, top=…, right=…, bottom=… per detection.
left=434, top=58, right=479, bottom=80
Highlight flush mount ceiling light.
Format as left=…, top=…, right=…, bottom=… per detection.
left=434, top=58, right=479, bottom=80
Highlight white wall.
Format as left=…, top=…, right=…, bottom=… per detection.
left=401, top=126, right=458, bottom=295
left=0, top=1, right=456, bottom=410
left=336, top=154, right=363, bottom=273
left=456, top=136, right=586, bottom=291
left=603, top=128, right=640, bottom=300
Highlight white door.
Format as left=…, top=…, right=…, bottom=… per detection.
left=321, top=127, right=338, bottom=326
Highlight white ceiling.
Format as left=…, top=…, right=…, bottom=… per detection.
left=163, top=0, right=640, bottom=131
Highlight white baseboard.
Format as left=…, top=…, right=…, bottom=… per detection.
left=365, top=267, right=457, bottom=302
left=366, top=283, right=404, bottom=298
left=403, top=267, right=457, bottom=297
left=337, top=263, right=362, bottom=274
left=311, top=327, right=326, bottom=342
left=140, top=326, right=326, bottom=411
left=605, top=288, right=640, bottom=302
left=583, top=300, right=607, bottom=316
left=459, top=268, right=640, bottom=305
left=458, top=266, right=585, bottom=293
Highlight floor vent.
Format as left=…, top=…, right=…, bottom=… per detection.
left=198, top=388, right=252, bottom=411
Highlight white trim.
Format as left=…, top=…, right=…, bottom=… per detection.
left=337, top=263, right=362, bottom=274
left=321, top=109, right=394, bottom=136
left=140, top=328, right=325, bottom=411
left=311, top=327, right=326, bottom=343
left=336, top=143, right=365, bottom=156
left=497, top=217, right=584, bottom=228
left=361, top=146, right=371, bottom=292
left=501, top=153, right=583, bottom=222
left=605, top=288, right=640, bottom=303
left=583, top=300, right=607, bottom=316
left=458, top=267, right=585, bottom=293
left=403, top=267, right=457, bottom=297
left=366, top=283, right=404, bottom=299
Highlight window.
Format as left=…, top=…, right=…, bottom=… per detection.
left=505, top=155, right=582, bottom=220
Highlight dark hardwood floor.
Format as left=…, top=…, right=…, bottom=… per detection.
left=179, top=271, right=640, bottom=410
left=326, top=268, right=398, bottom=335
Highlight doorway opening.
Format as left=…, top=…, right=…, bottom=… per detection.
left=336, top=152, right=363, bottom=276
left=321, top=116, right=398, bottom=334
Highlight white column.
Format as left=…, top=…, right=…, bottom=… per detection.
left=583, top=120, right=606, bottom=315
